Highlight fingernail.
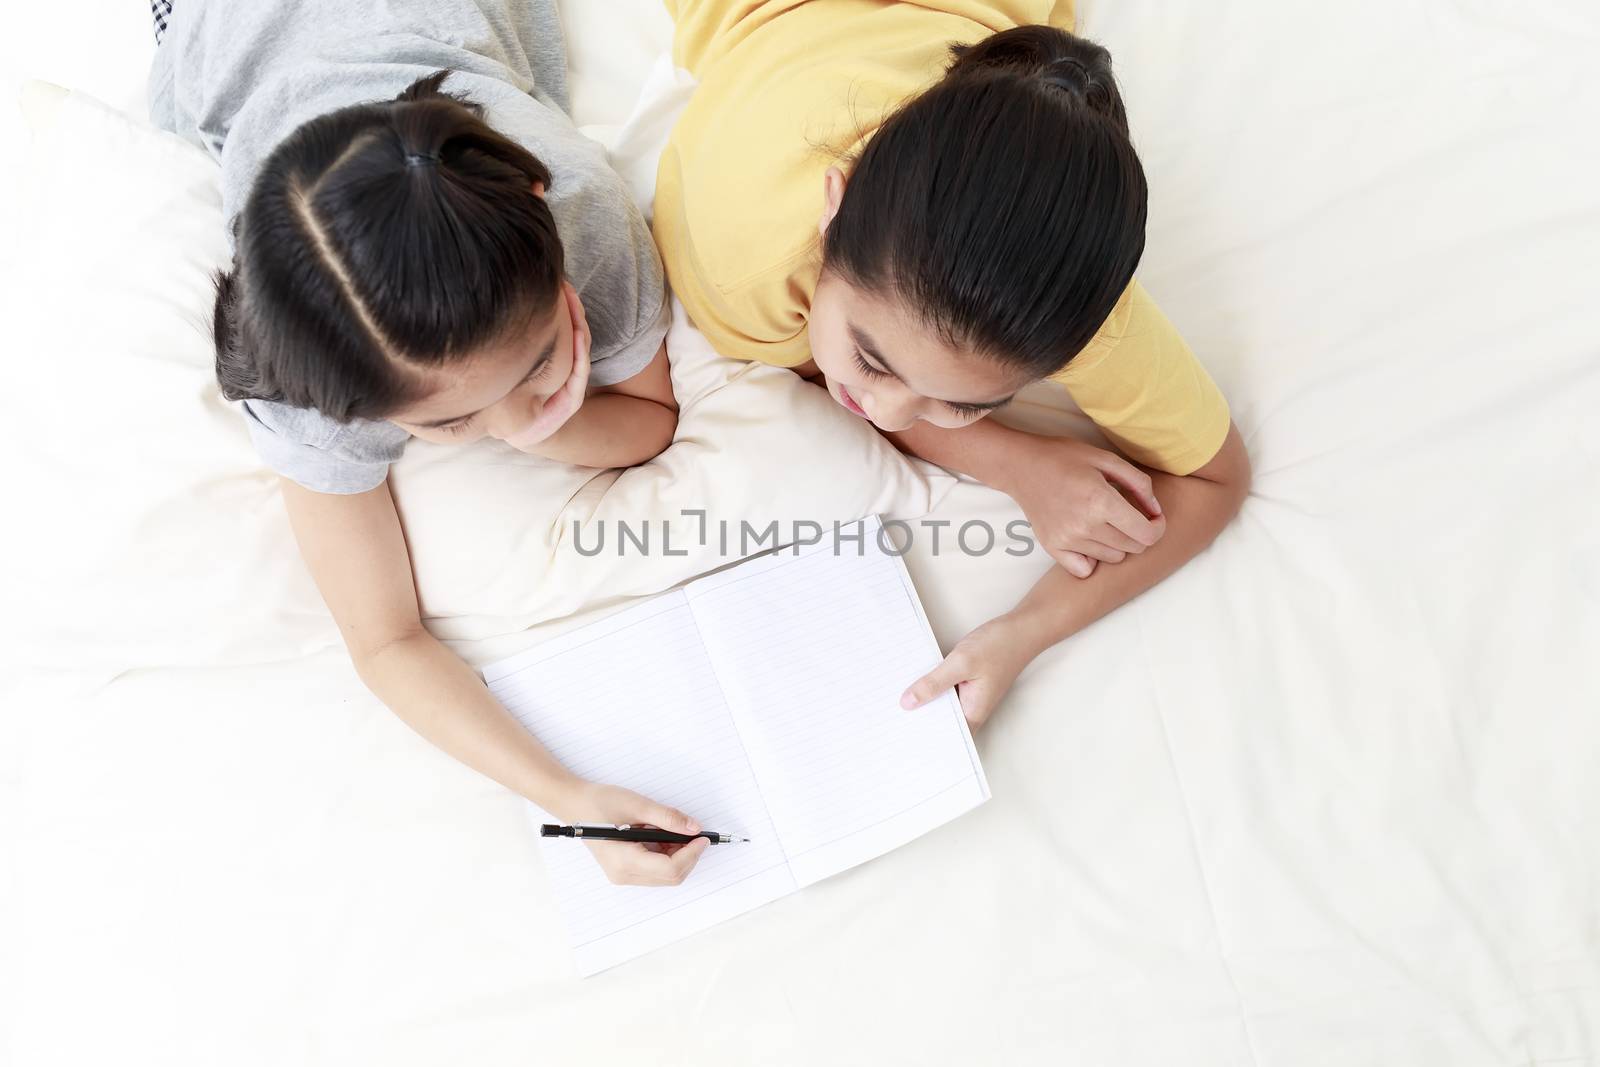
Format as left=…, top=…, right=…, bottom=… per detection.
left=900, top=692, right=917, bottom=709
left=686, top=820, right=700, bottom=834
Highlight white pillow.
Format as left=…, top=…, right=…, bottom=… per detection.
left=7, top=84, right=338, bottom=677
left=6, top=84, right=952, bottom=670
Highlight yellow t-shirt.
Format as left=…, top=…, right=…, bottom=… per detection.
left=655, top=0, right=1231, bottom=475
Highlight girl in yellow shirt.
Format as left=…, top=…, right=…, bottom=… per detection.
left=656, top=3, right=1252, bottom=727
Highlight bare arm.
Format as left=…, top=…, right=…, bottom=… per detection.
left=994, top=424, right=1249, bottom=650
left=889, top=416, right=1056, bottom=493
left=896, top=418, right=1251, bottom=725
left=281, top=476, right=713, bottom=884
left=281, top=478, right=586, bottom=807
left=527, top=341, right=677, bottom=468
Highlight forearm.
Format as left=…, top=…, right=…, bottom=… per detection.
left=796, top=370, right=1028, bottom=483
left=353, top=629, right=584, bottom=817
left=888, top=416, right=1040, bottom=488
left=531, top=393, right=676, bottom=468
left=1006, top=468, right=1244, bottom=656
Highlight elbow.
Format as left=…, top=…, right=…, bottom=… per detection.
left=653, top=403, right=680, bottom=456
left=625, top=403, right=679, bottom=467
left=347, top=623, right=428, bottom=687
left=1222, top=447, right=1252, bottom=518
left=1210, top=424, right=1251, bottom=495
left=1209, top=457, right=1251, bottom=532
left=1182, top=423, right=1251, bottom=523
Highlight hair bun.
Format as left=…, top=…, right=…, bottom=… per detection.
left=1040, top=56, right=1092, bottom=93
left=946, top=25, right=1128, bottom=130
left=1038, top=53, right=1117, bottom=118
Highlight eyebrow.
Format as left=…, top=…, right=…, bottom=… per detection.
left=849, top=324, right=1016, bottom=411
left=414, top=333, right=559, bottom=429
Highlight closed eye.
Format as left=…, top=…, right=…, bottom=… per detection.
left=527, top=352, right=557, bottom=382
left=854, top=344, right=1006, bottom=418
left=852, top=349, right=889, bottom=379
left=431, top=354, right=555, bottom=435
left=943, top=399, right=1002, bottom=418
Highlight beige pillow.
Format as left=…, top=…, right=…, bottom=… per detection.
left=394, top=300, right=954, bottom=642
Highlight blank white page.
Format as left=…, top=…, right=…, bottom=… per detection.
left=685, top=518, right=989, bottom=887
left=483, top=593, right=796, bottom=976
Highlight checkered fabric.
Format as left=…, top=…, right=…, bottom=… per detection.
left=151, top=0, right=173, bottom=44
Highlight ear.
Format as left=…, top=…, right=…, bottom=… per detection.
left=532, top=180, right=547, bottom=199
left=817, top=167, right=847, bottom=238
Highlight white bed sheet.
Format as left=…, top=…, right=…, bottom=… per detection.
left=4, top=2, right=1599, bottom=1065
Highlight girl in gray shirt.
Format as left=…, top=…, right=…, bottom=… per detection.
left=151, top=0, right=672, bottom=492
left=148, top=1, right=712, bottom=889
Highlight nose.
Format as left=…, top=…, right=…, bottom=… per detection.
left=862, top=389, right=919, bottom=432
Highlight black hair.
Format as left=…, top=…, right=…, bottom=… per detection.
left=822, top=26, right=1147, bottom=379
left=212, top=71, right=564, bottom=422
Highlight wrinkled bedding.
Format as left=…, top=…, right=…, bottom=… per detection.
left=3, top=2, right=1597, bottom=1064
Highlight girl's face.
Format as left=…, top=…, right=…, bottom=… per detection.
left=806, top=269, right=1029, bottom=433
left=807, top=169, right=1030, bottom=433
left=389, top=280, right=585, bottom=449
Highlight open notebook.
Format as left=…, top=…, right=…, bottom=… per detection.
left=482, top=516, right=989, bottom=976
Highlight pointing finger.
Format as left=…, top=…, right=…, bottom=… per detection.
left=901, top=652, right=969, bottom=709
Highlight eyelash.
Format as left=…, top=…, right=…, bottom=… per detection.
left=852, top=349, right=889, bottom=380
left=852, top=349, right=992, bottom=419
left=434, top=358, right=555, bottom=436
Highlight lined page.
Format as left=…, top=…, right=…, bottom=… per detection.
left=685, top=518, right=989, bottom=887
left=483, top=594, right=796, bottom=976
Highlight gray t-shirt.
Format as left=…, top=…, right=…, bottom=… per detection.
left=148, top=0, right=669, bottom=493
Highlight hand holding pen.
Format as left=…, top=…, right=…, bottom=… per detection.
left=553, top=780, right=720, bottom=887
left=542, top=824, right=749, bottom=845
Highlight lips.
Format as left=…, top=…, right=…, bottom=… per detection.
left=837, top=384, right=868, bottom=419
